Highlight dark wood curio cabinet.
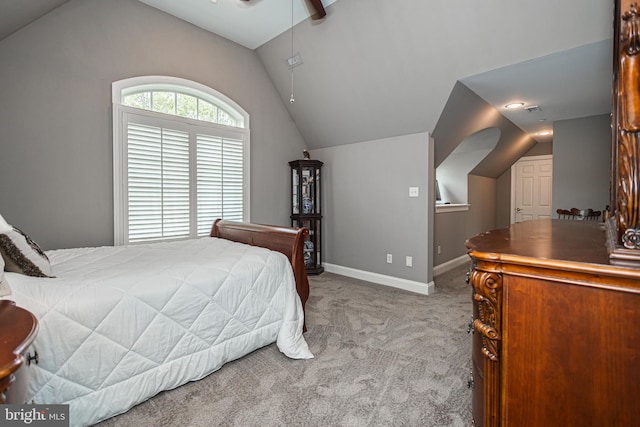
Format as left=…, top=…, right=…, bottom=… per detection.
left=289, top=159, right=323, bottom=274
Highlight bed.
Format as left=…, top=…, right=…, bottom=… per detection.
left=0, top=219, right=313, bottom=426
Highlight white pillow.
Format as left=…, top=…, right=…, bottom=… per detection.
left=0, top=213, right=10, bottom=233
left=0, top=255, right=10, bottom=297
left=0, top=224, right=53, bottom=278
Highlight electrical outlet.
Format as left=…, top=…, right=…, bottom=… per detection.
left=409, top=187, right=419, bottom=198
left=437, top=245, right=442, bottom=255
left=406, top=256, right=413, bottom=267
left=386, top=253, right=393, bottom=264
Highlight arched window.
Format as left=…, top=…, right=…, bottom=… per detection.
left=112, top=76, right=250, bottom=245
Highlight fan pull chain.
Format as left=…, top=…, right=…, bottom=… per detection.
left=289, top=0, right=295, bottom=103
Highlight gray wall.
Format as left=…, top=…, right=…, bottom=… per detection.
left=496, top=169, right=512, bottom=228
left=0, top=0, right=306, bottom=250
left=468, top=175, right=498, bottom=237
left=311, top=133, right=430, bottom=283
left=433, top=210, right=470, bottom=266
left=553, top=114, right=610, bottom=214
left=524, top=141, right=553, bottom=157
left=433, top=175, right=497, bottom=265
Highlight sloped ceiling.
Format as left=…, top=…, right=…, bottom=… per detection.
left=137, top=0, right=339, bottom=50
left=462, top=40, right=613, bottom=141
left=0, top=0, right=615, bottom=152
left=256, top=0, right=613, bottom=149
left=0, top=0, right=71, bottom=41
left=433, top=82, right=539, bottom=179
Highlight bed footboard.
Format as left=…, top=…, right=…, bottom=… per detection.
left=211, top=219, right=310, bottom=329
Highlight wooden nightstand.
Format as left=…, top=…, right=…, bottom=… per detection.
left=0, top=300, right=38, bottom=404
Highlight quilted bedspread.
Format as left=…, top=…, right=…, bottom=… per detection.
left=5, top=237, right=313, bottom=426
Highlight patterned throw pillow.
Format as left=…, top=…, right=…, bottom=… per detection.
left=0, top=224, right=53, bottom=278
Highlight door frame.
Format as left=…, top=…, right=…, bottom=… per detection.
left=510, top=154, right=553, bottom=224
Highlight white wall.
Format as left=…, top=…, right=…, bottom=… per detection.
left=311, top=132, right=430, bottom=287
left=0, top=0, right=306, bottom=250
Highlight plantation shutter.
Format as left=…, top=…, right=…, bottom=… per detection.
left=126, top=121, right=190, bottom=243
left=222, top=136, right=244, bottom=221
left=196, top=134, right=245, bottom=235
left=121, top=110, right=246, bottom=244
left=196, top=134, right=223, bottom=235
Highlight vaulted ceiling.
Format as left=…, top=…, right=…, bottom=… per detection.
left=0, top=0, right=72, bottom=41
left=255, top=1, right=613, bottom=150
left=1, top=0, right=614, bottom=153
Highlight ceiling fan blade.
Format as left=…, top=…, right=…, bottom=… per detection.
left=240, top=0, right=325, bottom=20
left=307, top=0, right=326, bottom=20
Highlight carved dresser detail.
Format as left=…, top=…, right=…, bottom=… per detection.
left=468, top=269, right=502, bottom=427
left=610, top=0, right=640, bottom=264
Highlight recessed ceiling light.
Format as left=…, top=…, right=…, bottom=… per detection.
left=505, top=102, right=525, bottom=110
left=538, top=130, right=552, bottom=136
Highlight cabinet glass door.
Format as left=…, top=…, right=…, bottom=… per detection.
left=289, top=159, right=323, bottom=274
left=292, top=218, right=320, bottom=269
left=302, top=166, right=315, bottom=214
left=292, top=168, right=299, bottom=214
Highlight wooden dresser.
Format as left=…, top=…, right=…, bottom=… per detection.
left=466, top=219, right=640, bottom=427
left=0, top=300, right=38, bottom=404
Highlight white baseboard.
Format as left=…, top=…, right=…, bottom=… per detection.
left=433, top=254, right=471, bottom=277
left=322, top=263, right=435, bottom=295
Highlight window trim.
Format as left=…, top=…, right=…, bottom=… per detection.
left=112, top=76, right=249, bottom=128
left=112, top=77, right=250, bottom=245
left=435, top=203, right=470, bottom=214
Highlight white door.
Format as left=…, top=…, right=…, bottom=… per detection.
left=511, top=155, right=553, bottom=223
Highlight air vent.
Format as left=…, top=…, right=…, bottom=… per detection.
left=287, top=53, right=303, bottom=68
left=525, top=105, right=541, bottom=113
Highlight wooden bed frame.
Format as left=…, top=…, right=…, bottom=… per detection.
left=211, top=219, right=310, bottom=328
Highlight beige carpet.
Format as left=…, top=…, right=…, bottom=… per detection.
left=98, top=264, right=473, bottom=427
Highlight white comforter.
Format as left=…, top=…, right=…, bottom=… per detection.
left=5, top=237, right=313, bottom=426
